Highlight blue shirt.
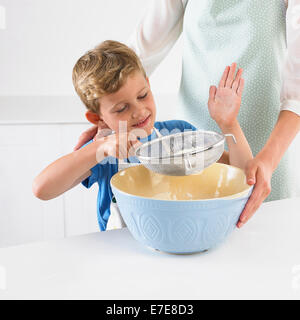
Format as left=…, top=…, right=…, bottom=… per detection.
left=81, top=120, right=197, bottom=231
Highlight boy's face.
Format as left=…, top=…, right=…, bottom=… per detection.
left=92, top=71, right=156, bottom=137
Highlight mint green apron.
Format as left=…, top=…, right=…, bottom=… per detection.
left=178, top=0, right=298, bottom=201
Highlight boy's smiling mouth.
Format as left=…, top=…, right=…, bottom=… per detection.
left=132, top=114, right=151, bottom=128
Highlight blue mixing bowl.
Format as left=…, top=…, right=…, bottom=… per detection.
left=110, top=163, right=253, bottom=254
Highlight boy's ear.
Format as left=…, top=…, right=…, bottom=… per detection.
left=146, top=77, right=150, bottom=88
left=85, top=111, right=104, bottom=126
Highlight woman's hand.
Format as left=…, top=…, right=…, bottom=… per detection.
left=73, top=122, right=112, bottom=151
left=208, top=63, right=244, bottom=129
left=74, top=125, right=97, bottom=151
left=237, top=154, right=273, bottom=228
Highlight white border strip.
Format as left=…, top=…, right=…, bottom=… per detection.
left=0, top=6, right=6, bottom=30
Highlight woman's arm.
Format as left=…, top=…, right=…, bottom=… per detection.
left=238, top=110, right=300, bottom=227
left=126, top=0, right=186, bottom=75
left=257, top=110, right=300, bottom=172
left=237, top=0, right=300, bottom=228
left=280, top=0, right=300, bottom=117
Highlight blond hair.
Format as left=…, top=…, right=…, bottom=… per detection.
left=72, top=40, right=146, bottom=113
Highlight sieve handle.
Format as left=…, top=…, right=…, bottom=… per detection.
left=185, top=157, right=192, bottom=170
left=153, top=127, right=170, bottom=155
left=224, top=134, right=237, bottom=144
left=153, top=127, right=162, bottom=138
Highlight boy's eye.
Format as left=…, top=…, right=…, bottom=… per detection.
left=138, top=92, right=148, bottom=99
left=116, top=105, right=128, bottom=113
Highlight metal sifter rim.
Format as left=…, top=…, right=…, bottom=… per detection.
left=135, top=129, right=226, bottom=161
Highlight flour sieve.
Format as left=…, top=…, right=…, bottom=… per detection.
left=135, top=128, right=236, bottom=176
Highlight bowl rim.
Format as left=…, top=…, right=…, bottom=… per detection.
left=110, top=163, right=254, bottom=202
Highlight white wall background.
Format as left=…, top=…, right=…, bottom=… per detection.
left=0, top=0, right=182, bottom=106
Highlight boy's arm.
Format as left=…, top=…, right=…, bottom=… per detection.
left=65, top=170, right=92, bottom=192
left=217, top=150, right=229, bottom=165
left=33, top=132, right=141, bottom=201
left=209, top=63, right=253, bottom=170
left=32, top=139, right=104, bottom=200
left=218, top=120, right=253, bottom=169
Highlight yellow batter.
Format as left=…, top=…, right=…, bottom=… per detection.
left=111, top=163, right=251, bottom=201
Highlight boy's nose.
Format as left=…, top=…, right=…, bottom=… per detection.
left=131, top=103, right=146, bottom=119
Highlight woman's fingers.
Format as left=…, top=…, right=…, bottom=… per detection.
left=218, top=66, right=230, bottom=88
left=237, top=167, right=271, bottom=228
left=245, top=160, right=257, bottom=185
left=73, top=125, right=98, bottom=151
left=237, top=190, right=263, bottom=228
left=238, top=162, right=260, bottom=227
left=232, top=68, right=243, bottom=92
left=95, top=127, right=113, bottom=140
left=225, top=63, right=237, bottom=88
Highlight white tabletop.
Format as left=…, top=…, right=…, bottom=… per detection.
left=0, top=197, right=300, bottom=300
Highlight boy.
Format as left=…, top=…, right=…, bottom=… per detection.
left=33, top=40, right=253, bottom=231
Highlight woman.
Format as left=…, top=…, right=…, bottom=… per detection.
left=75, top=0, right=300, bottom=228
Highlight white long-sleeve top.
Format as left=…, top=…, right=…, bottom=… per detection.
left=128, top=0, right=300, bottom=117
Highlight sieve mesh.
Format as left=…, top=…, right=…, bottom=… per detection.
left=135, top=130, right=231, bottom=176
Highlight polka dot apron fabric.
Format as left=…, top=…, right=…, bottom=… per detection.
left=177, top=0, right=298, bottom=201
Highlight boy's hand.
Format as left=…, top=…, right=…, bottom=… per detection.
left=96, top=131, right=142, bottom=161
left=208, top=63, right=244, bottom=129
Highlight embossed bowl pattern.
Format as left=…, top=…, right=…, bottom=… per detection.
left=111, top=163, right=253, bottom=254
